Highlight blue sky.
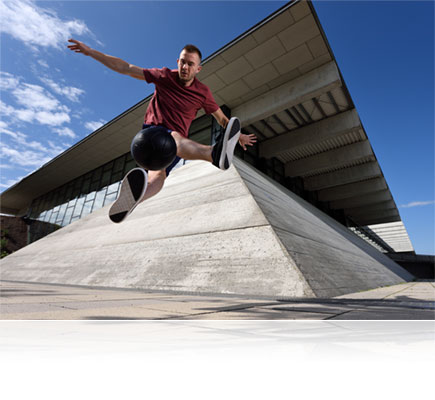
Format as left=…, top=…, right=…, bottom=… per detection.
left=0, top=0, right=433, bottom=254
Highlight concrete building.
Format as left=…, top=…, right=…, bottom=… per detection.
left=0, top=1, right=420, bottom=296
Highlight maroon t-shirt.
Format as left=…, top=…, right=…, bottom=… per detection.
left=143, top=67, right=219, bottom=138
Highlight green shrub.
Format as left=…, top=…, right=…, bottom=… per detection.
left=0, top=229, right=11, bottom=258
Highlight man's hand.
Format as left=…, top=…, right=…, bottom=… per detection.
left=67, top=38, right=145, bottom=80
left=67, top=39, right=91, bottom=56
left=238, top=133, right=257, bottom=151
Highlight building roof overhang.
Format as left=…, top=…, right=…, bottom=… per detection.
left=0, top=0, right=413, bottom=252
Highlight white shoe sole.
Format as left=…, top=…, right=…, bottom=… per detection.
left=109, top=168, right=148, bottom=223
left=219, top=117, right=241, bottom=170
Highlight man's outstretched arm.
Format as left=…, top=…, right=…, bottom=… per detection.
left=67, top=39, right=145, bottom=80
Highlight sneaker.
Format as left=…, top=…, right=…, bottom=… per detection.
left=109, top=168, right=148, bottom=223
left=212, top=116, right=241, bottom=170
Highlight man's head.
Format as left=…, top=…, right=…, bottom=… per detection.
left=177, top=44, right=202, bottom=86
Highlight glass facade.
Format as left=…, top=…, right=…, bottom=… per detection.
left=27, top=151, right=138, bottom=243
left=26, top=115, right=214, bottom=243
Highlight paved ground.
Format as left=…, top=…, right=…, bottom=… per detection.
left=1, top=280, right=434, bottom=320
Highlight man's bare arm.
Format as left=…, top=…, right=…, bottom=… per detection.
left=211, top=108, right=257, bottom=150
left=211, top=108, right=229, bottom=128
left=67, top=39, right=145, bottom=80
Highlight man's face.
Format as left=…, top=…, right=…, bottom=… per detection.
left=177, top=50, right=202, bottom=85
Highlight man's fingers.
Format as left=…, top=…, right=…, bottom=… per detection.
left=67, top=39, right=86, bottom=53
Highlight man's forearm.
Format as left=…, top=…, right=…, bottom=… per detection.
left=68, top=39, right=144, bottom=79
left=87, top=49, right=131, bottom=75
left=211, top=108, right=230, bottom=130
left=218, top=114, right=229, bottom=129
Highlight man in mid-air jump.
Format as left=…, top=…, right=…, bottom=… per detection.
left=68, top=39, right=257, bottom=222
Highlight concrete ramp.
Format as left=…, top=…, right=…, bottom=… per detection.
left=0, top=159, right=412, bottom=298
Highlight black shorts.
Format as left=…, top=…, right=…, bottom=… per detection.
left=142, top=124, right=181, bottom=176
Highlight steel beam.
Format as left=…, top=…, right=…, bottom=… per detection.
left=260, top=109, right=361, bottom=158
left=233, top=61, right=341, bottom=127
left=344, top=200, right=397, bottom=216
left=346, top=206, right=399, bottom=225
left=303, top=161, right=381, bottom=191
left=330, top=190, right=393, bottom=210
left=317, top=177, right=387, bottom=202
left=285, top=140, right=373, bottom=177
left=356, top=214, right=402, bottom=226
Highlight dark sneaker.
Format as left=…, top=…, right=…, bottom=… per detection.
left=212, top=116, right=241, bottom=170
left=109, top=168, right=148, bottom=223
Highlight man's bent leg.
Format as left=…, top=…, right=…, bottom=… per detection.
left=109, top=169, right=166, bottom=223
left=139, top=169, right=166, bottom=203
left=171, top=118, right=241, bottom=170
left=171, top=131, right=212, bottom=162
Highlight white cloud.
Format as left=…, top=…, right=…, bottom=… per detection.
left=1, top=145, right=52, bottom=168
left=37, top=59, right=49, bottom=69
left=1, top=140, right=68, bottom=170
left=1, top=126, right=48, bottom=152
left=0, top=0, right=90, bottom=50
left=35, top=110, right=70, bottom=126
left=12, top=82, right=63, bottom=111
left=1, top=104, right=70, bottom=127
left=0, top=71, right=20, bottom=90
left=47, top=140, right=66, bottom=154
left=53, top=127, right=77, bottom=139
left=399, top=201, right=435, bottom=209
left=0, top=125, right=69, bottom=177
left=1, top=76, right=71, bottom=127
left=0, top=100, right=15, bottom=116
left=1, top=126, right=27, bottom=142
left=40, top=77, right=85, bottom=103
left=12, top=107, right=35, bottom=123
left=85, top=120, right=106, bottom=132
left=0, top=176, right=26, bottom=189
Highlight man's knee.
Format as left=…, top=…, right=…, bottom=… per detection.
left=148, top=169, right=167, bottom=182
left=170, top=130, right=184, bottom=143
left=170, top=131, right=189, bottom=158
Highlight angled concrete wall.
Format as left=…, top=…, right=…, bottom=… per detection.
left=235, top=159, right=413, bottom=297
left=0, top=159, right=412, bottom=298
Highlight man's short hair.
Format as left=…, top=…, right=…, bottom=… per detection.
left=182, top=44, right=202, bottom=61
